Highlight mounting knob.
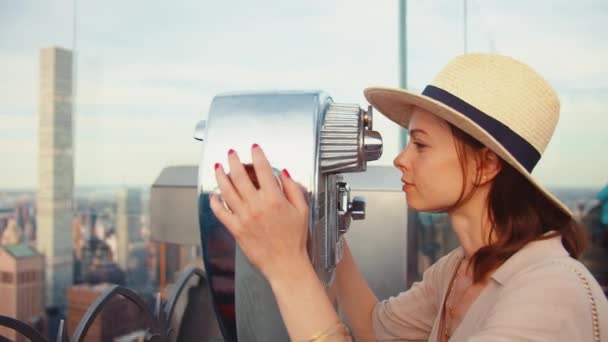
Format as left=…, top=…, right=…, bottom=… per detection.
left=349, top=197, right=366, bottom=220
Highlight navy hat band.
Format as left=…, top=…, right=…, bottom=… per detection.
left=422, top=85, right=540, bottom=172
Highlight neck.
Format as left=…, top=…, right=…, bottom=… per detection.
left=448, top=185, right=495, bottom=259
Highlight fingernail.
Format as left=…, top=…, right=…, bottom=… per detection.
left=282, top=169, right=291, bottom=178
left=228, top=149, right=235, bottom=156
left=252, top=143, right=259, bottom=149
left=214, top=163, right=220, bottom=170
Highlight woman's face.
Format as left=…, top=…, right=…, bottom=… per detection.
left=393, top=107, right=474, bottom=212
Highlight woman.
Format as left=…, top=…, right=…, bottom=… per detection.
left=209, top=53, right=608, bottom=341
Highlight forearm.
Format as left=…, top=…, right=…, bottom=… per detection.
left=269, top=254, right=347, bottom=341
left=334, top=239, right=378, bottom=340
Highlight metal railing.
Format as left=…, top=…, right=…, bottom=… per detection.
left=0, top=267, right=221, bottom=342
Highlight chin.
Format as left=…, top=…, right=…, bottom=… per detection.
left=406, top=200, right=427, bottom=212
left=408, top=204, right=432, bottom=212
left=406, top=198, right=449, bottom=212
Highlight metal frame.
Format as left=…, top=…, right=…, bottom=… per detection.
left=0, top=315, right=47, bottom=342
left=0, top=267, right=210, bottom=342
left=71, top=285, right=162, bottom=342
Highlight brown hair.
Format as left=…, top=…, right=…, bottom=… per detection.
left=448, top=124, right=587, bottom=283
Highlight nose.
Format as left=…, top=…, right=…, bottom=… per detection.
left=393, top=144, right=410, bottom=171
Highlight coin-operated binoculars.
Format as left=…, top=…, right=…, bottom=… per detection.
left=194, top=91, right=383, bottom=341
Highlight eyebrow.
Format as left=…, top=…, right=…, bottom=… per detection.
left=408, top=128, right=429, bottom=137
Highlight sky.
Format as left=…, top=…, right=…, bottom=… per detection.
left=0, top=0, right=607, bottom=189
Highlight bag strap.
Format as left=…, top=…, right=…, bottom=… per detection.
left=552, top=261, right=600, bottom=341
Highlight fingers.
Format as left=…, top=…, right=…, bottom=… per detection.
left=208, top=193, right=240, bottom=236
left=226, top=149, right=258, bottom=200
left=214, top=162, right=244, bottom=215
left=279, top=169, right=310, bottom=215
left=251, top=144, right=283, bottom=198
left=215, top=144, right=307, bottom=219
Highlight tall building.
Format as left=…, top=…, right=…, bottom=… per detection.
left=0, top=244, right=45, bottom=342
left=36, top=47, right=74, bottom=308
left=116, top=188, right=145, bottom=285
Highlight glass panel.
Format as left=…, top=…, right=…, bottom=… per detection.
left=2, top=2, right=606, bottom=341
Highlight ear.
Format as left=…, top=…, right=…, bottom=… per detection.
left=477, top=148, right=502, bottom=186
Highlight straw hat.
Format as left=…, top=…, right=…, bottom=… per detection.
left=364, top=53, right=572, bottom=217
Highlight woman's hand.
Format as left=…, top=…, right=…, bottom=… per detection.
left=209, top=144, right=311, bottom=282
left=210, top=144, right=351, bottom=341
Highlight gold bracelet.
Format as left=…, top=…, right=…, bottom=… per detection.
left=296, top=320, right=352, bottom=342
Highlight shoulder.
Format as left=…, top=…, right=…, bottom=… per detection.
left=489, top=257, right=605, bottom=332
left=473, top=257, right=607, bottom=340
left=499, top=257, right=595, bottom=307
left=505, top=257, right=596, bottom=291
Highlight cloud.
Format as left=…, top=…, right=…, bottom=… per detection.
left=0, top=114, right=37, bottom=188
left=469, top=0, right=608, bottom=88
left=76, top=110, right=202, bottom=184
left=1, top=0, right=607, bottom=188
left=0, top=0, right=74, bottom=52
left=532, top=88, right=608, bottom=187
left=0, top=53, right=40, bottom=115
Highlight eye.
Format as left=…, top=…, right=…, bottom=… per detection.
left=413, top=142, right=427, bottom=151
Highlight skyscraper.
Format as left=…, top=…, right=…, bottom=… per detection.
left=116, top=187, right=145, bottom=285
left=36, top=47, right=74, bottom=308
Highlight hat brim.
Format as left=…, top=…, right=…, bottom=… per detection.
left=364, top=86, right=573, bottom=218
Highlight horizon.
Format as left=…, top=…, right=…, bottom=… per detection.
left=0, top=183, right=603, bottom=193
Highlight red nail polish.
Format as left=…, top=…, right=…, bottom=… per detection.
left=228, top=149, right=235, bottom=155
left=252, top=143, right=259, bottom=149
left=282, top=169, right=291, bottom=178
left=214, top=163, right=220, bottom=170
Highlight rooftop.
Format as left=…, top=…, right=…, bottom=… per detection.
left=2, top=244, right=40, bottom=258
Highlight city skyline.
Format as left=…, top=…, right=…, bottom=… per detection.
left=0, top=0, right=607, bottom=189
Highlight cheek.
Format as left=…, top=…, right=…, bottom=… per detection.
left=414, top=153, right=464, bottom=204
